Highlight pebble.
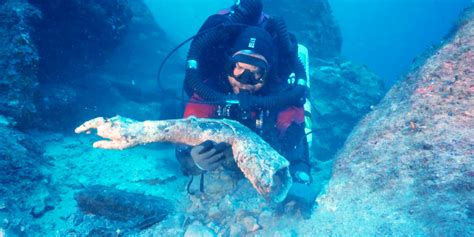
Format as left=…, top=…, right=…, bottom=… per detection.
left=257, top=210, right=273, bottom=229
left=206, top=222, right=220, bottom=233
left=241, top=216, right=260, bottom=232
left=229, top=224, right=245, bottom=236
left=205, top=175, right=234, bottom=195
left=218, top=195, right=233, bottom=212
left=31, top=204, right=46, bottom=218
left=184, top=224, right=216, bottom=237
left=208, top=206, right=220, bottom=219
left=188, top=196, right=203, bottom=212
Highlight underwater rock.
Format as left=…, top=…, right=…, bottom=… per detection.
left=74, top=185, right=172, bottom=230
left=0, top=125, right=47, bottom=199
left=24, top=0, right=172, bottom=130
left=0, top=0, right=40, bottom=127
left=0, top=124, right=50, bottom=234
left=311, top=61, right=385, bottom=161
left=302, top=7, right=474, bottom=236
left=229, top=223, right=246, bottom=236
left=241, top=216, right=260, bottom=233
left=263, top=0, right=342, bottom=59
left=29, top=0, right=133, bottom=84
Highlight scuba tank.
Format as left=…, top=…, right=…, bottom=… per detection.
left=288, top=44, right=313, bottom=151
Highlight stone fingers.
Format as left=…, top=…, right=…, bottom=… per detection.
left=74, top=117, right=107, bottom=134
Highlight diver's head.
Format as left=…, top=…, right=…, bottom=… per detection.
left=232, top=0, right=263, bottom=24
left=227, top=26, right=274, bottom=94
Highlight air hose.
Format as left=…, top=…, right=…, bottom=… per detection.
left=264, top=16, right=292, bottom=56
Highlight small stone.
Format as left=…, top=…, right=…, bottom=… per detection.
left=31, top=204, right=46, bottom=218
left=188, top=196, right=203, bottom=212
left=218, top=195, right=233, bottom=212
left=229, top=224, right=245, bottom=236
left=206, top=222, right=220, bottom=233
left=205, top=175, right=234, bottom=195
left=208, top=206, right=220, bottom=219
left=184, top=224, right=216, bottom=237
left=241, top=216, right=260, bottom=233
left=258, top=210, right=273, bottom=229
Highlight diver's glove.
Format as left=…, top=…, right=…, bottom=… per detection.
left=190, top=140, right=231, bottom=171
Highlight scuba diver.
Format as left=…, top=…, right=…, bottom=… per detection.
left=175, top=0, right=316, bottom=215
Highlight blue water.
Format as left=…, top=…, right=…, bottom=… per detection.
left=3, top=0, right=473, bottom=236
left=146, top=0, right=471, bottom=86
left=144, top=0, right=233, bottom=42
left=330, top=0, right=471, bottom=86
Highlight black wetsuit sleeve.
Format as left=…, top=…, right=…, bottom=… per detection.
left=279, top=123, right=311, bottom=177
left=183, top=14, right=230, bottom=97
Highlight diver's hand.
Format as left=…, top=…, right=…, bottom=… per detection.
left=74, top=116, right=143, bottom=149
left=190, top=140, right=231, bottom=171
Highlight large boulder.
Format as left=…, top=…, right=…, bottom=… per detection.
left=0, top=0, right=40, bottom=128
left=0, top=121, right=51, bottom=234
left=263, top=0, right=342, bottom=60
left=301, top=7, right=474, bottom=236
left=311, top=61, right=385, bottom=161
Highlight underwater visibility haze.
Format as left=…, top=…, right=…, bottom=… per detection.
left=0, top=0, right=472, bottom=236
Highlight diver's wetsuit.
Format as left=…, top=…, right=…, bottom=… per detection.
left=176, top=13, right=311, bottom=181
